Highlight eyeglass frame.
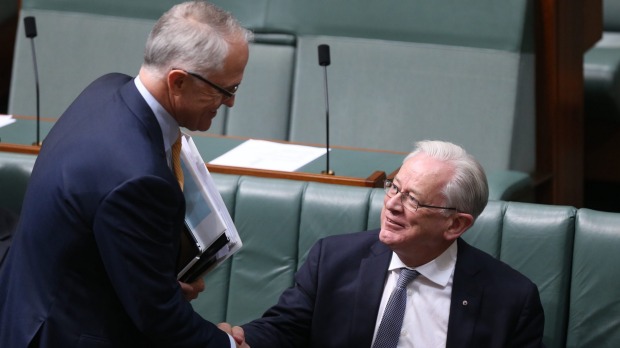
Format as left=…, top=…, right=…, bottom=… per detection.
left=383, top=179, right=458, bottom=213
left=173, top=68, right=238, bottom=100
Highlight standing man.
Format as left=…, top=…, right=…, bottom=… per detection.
left=238, top=140, right=545, bottom=347
left=0, top=1, right=252, bottom=347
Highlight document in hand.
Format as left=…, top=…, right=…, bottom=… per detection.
left=176, top=134, right=242, bottom=283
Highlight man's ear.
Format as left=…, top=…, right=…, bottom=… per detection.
left=444, top=213, right=474, bottom=242
left=167, top=69, right=188, bottom=96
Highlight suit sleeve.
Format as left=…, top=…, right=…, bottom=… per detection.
left=509, top=281, right=546, bottom=348
left=242, top=239, right=326, bottom=348
left=93, top=175, right=230, bottom=347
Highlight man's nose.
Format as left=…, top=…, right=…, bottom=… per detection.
left=222, top=95, right=236, bottom=108
left=384, top=193, right=403, bottom=211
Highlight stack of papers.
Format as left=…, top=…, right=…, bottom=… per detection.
left=209, top=139, right=327, bottom=172
left=0, top=115, right=16, bottom=129
left=176, top=134, right=242, bottom=282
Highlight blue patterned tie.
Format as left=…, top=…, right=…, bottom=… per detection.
left=372, top=268, right=420, bottom=348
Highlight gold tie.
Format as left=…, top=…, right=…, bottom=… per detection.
left=171, top=135, right=184, bottom=190
left=172, top=135, right=192, bottom=280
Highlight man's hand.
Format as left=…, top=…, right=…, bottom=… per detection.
left=218, top=322, right=250, bottom=348
left=178, top=277, right=205, bottom=301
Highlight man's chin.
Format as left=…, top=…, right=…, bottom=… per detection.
left=379, top=228, right=402, bottom=245
left=195, top=122, right=213, bottom=132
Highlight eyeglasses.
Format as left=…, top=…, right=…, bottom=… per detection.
left=175, top=68, right=238, bottom=100
left=383, top=179, right=458, bottom=213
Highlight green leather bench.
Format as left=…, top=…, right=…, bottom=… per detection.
left=0, top=152, right=33, bottom=216
left=6, top=0, right=536, bottom=202
left=1, top=152, right=620, bottom=347
left=567, top=208, right=620, bottom=347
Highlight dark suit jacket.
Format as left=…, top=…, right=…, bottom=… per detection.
left=0, top=207, right=18, bottom=272
left=0, top=74, right=229, bottom=347
left=243, top=230, right=545, bottom=348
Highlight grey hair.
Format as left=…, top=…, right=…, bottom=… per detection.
left=405, top=140, right=489, bottom=219
left=142, top=1, right=253, bottom=78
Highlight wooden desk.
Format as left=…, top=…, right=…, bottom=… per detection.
left=189, top=133, right=403, bottom=186
left=0, top=122, right=405, bottom=188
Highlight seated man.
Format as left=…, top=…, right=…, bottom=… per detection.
left=238, top=140, right=544, bottom=347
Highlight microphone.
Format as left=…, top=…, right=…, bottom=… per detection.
left=318, top=44, right=330, bottom=66
left=24, top=16, right=41, bottom=146
left=318, top=44, right=334, bottom=175
left=24, top=16, right=37, bottom=38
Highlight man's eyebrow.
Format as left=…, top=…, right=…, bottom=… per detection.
left=393, top=177, right=421, bottom=197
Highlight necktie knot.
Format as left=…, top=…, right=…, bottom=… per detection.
left=396, top=268, right=419, bottom=289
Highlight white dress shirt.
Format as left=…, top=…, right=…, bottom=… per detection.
left=134, top=76, right=180, bottom=168
left=372, top=242, right=458, bottom=348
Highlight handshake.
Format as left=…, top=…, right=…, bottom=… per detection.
left=218, top=322, right=249, bottom=348
left=179, top=278, right=250, bottom=347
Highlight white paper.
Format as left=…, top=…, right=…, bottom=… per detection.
left=177, top=134, right=242, bottom=280
left=0, top=115, right=16, bottom=128
left=209, top=139, right=327, bottom=172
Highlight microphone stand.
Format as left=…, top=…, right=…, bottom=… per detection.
left=30, top=38, right=40, bottom=146
left=24, top=16, right=41, bottom=146
left=318, top=44, right=334, bottom=175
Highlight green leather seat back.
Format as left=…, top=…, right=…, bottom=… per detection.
left=566, top=208, right=620, bottom=347
left=604, top=0, right=620, bottom=31
left=0, top=153, right=36, bottom=215
left=222, top=35, right=296, bottom=140
left=9, top=9, right=152, bottom=121
left=297, top=183, right=378, bottom=266
left=213, top=0, right=533, bottom=52
left=583, top=0, right=620, bottom=121
left=190, top=173, right=241, bottom=323
left=499, top=203, right=576, bottom=348
left=465, top=201, right=576, bottom=348
left=367, top=189, right=385, bottom=231
left=288, top=35, right=535, bottom=173
left=223, top=177, right=305, bottom=324
left=463, top=200, right=506, bottom=258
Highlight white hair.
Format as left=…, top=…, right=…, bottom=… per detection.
left=405, top=140, right=489, bottom=218
left=143, top=1, right=253, bottom=78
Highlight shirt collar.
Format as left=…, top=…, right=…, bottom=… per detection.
left=134, top=76, right=179, bottom=152
left=388, top=241, right=458, bottom=287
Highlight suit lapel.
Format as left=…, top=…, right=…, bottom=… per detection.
left=349, top=238, right=392, bottom=347
left=446, top=238, right=483, bottom=348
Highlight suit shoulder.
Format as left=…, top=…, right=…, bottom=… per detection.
left=309, top=230, right=385, bottom=260
left=91, top=73, right=133, bottom=87
left=65, top=73, right=133, bottom=111
left=458, top=239, right=538, bottom=289
left=320, top=229, right=379, bottom=247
